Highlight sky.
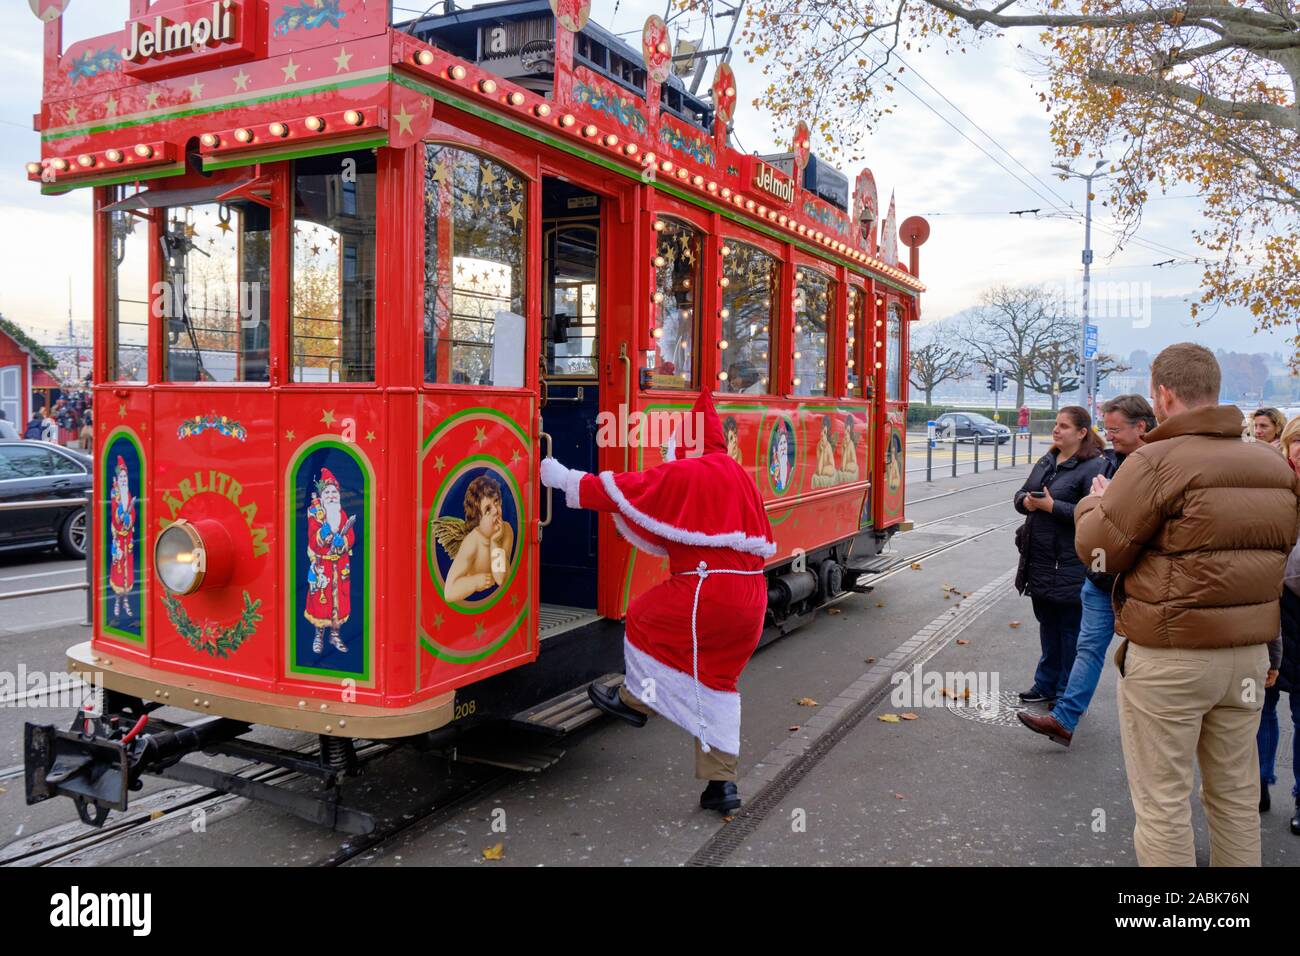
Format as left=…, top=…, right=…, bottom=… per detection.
left=0, top=0, right=1292, bottom=358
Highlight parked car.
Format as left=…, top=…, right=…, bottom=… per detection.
left=0, top=441, right=91, bottom=559
left=934, top=411, right=1012, bottom=445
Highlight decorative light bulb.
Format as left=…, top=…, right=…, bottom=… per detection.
left=416, top=50, right=435, bottom=66
left=720, top=187, right=731, bottom=199
left=449, top=65, right=467, bottom=80
left=201, top=132, right=220, bottom=147
left=77, top=154, right=95, bottom=168
left=718, top=371, right=728, bottom=381
left=52, top=157, right=69, bottom=171
left=344, top=110, right=364, bottom=126
left=25, top=162, right=40, bottom=175
left=306, top=116, right=326, bottom=132
left=582, top=124, right=597, bottom=137
left=269, top=122, right=288, bottom=137
left=535, top=103, right=552, bottom=118
left=624, top=143, right=638, bottom=156
left=653, top=219, right=666, bottom=232
left=719, top=277, right=730, bottom=287
left=719, top=340, right=729, bottom=350
left=653, top=291, right=664, bottom=303
left=106, top=149, right=124, bottom=163
left=508, top=92, right=525, bottom=106
left=654, top=255, right=666, bottom=267
left=133, top=144, right=153, bottom=158
left=560, top=114, right=576, bottom=127
left=653, top=327, right=664, bottom=339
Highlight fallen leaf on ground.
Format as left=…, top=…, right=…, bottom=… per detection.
left=1009, top=620, right=1022, bottom=628
left=955, top=639, right=969, bottom=645
left=149, top=810, right=165, bottom=821
left=865, top=656, right=877, bottom=663
left=722, top=815, right=736, bottom=823
left=899, top=712, right=919, bottom=720
left=944, top=593, right=951, bottom=600
left=796, top=697, right=818, bottom=707
left=941, top=687, right=956, bottom=699
left=910, top=562, right=923, bottom=570
left=827, top=607, right=842, bottom=615
left=482, top=842, right=504, bottom=860
left=875, top=601, right=885, bottom=607
left=894, top=792, right=905, bottom=800
left=788, top=725, right=800, bottom=732
left=878, top=713, right=901, bottom=723
left=962, top=688, right=972, bottom=700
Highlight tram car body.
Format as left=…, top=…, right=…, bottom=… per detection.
left=22, top=0, right=927, bottom=828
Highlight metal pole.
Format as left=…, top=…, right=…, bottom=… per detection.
left=1082, top=170, right=1096, bottom=423
left=974, top=434, right=980, bottom=473
left=994, top=432, right=1000, bottom=470
left=926, top=422, right=934, bottom=483
left=951, top=433, right=957, bottom=478
left=1012, top=430, right=1018, bottom=467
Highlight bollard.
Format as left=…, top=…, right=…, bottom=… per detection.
left=1012, top=431, right=1018, bottom=467
left=951, top=433, right=958, bottom=478
left=926, top=420, right=936, bottom=483
left=994, top=433, right=1000, bottom=470
left=974, top=434, right=980, bottom=473
left=1028, top=431, right=1034, bottom=462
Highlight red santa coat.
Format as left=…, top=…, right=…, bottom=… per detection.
left=562, top=391, right=775, bottom=755
left=109, top=488, right=134, bottom=595
left=305, top=504, right=356, bottom=629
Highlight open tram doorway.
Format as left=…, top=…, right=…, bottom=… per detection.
left=538, top=177, right=602, bottom=624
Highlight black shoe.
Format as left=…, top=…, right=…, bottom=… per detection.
left=587, top=682, right=647, bottom=728
left=1260, top=779, right=1271, bottom=814
left=1018, top=688, right=1054, bottom=704
left=700, top=780, right=741, bottom=814
left=1291, top=799, right=1300, bottom=836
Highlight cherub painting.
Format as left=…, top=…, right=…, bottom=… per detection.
left=836, top=414, right=860, bottom=482
left=811, top=414, right=838, bottom=488
left=431, top=473, right=515, bottom=603
left=723, top=415, right=743, bottom=467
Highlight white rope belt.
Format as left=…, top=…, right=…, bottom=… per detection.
left=676, top=560, right=765, bottom=753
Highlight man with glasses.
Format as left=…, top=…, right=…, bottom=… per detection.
left=1018, top=394, right=1157, bottom=746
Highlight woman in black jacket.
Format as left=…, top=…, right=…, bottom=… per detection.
left=1013, top=406, right=1106, bottom=704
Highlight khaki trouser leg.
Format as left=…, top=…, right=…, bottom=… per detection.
left=694, top=739, right=738, bottom=781
left=619, top=685, right=738, bottom=781
left=1117, top=643, right=1266, bottom=867
left=1197, top=644, right=1268, bottom=867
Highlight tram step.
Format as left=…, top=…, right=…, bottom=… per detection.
left=844, top=555, right=898, bottom=576
left=441, top=739, right=568, bottom=773
left=511, top=673, right=624, bottom=737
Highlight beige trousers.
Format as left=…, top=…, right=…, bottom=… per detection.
left=618, top=685, right=738, bottom=781
left=1116, top=641, right=1268, bottom=867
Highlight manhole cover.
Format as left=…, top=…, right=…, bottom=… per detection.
left=944, top=690, right=1033, bottom=728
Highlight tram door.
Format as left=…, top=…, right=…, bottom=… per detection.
left=539, top=178, right=601, bottom=609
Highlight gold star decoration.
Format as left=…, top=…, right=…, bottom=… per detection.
left=118, top=403, right=127, bottom=418
left=365, top=431, right=376, bottom=443
left=473, top=621, right=486, bottom=639
left=285, top=429, right=296, bottom=441
left=145, top=89, right=161, bottom=109
left=430, top=161, right=449, bottom=184
left=187, top=79, right=204, bottom=101
left=433, top=612, right=444, bottom=629
left=508, top=201, right=523, bottom=226
left=509, top=592, right=519, bottom=608
left=334, top=48, right=354, bottom=73
left=311, top=244, right=321, bottom=256
left=394, top=103, right=415, bottom=135
left=481, top=165, right=497, bottom=188
left=510, top=449, right=521, bottom=465
left=282, top=58, right=300, bottom=82
left=217, top=217, right=233, bottom=234
left=104, top=95, right=118, bottom=116
left=232, top=70, right=250, bottom=92
left=433, top=455, right=446, bottom=471
left=473, top=425, right=487, bottom=446
left=320, top=409, right=337, bottom=427
left=64, top=105, right=79, bottom=124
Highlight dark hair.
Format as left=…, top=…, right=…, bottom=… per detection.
left=1151, top=342, right=1220, bottom=406
left=1100, top=394, right=1157, bottom=434
left=723, top=415, right=738, bottom=435
left=463, top=474, right=503, bottom=526
left=1054, top=405, right=1104, bottom=460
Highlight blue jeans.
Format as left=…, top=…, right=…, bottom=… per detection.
left=1051, top=579, right=1115, bottom=732
left=1029, top=596, right=1081, bottom=698
left=1257, top=685, right=1300, bottom=798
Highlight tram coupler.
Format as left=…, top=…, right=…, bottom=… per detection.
left=24, top=708, right=249, bottom=828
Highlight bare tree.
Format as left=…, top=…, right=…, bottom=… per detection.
left=959, top=285, right=1064, bottom=407
left=909, top=324, right=970, bottom=404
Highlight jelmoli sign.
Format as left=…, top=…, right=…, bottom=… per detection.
left=747, top=156, right=795, bottom=206
left=121, top=0, right=262, bottom=79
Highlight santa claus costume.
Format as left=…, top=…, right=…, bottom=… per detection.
left=540, top=390, right=774, bottom=812
left=305, top=467, right=357, bottom=655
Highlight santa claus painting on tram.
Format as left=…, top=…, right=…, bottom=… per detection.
left=108, top=455, right=136, bottom=622
left=305, top=467, right=357, bottom=656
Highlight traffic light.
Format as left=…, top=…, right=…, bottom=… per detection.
left=999, top=372, right=1009, bottom=392
left=987, top=372, right=1008, bottom=392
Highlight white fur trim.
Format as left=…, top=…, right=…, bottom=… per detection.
left=598, top=470, right=777, bottom=558
left=562, top=469, right=586, bottom=509
left=611, top=513, right=668, bottom=556
left=623, top=636, right=740, bottom=755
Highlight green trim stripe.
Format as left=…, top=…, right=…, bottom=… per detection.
left=203, top=134, right=388, bottom=170
left=43, top=69, right=391, bottom=141
left=422, top=406, right=530, bottom=451
left=420, top=604, right=528, bottom=664
left=41, top=161, right=186, bottom=195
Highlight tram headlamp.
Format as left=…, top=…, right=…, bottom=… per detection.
left=155, top=521, right=206, bottom=596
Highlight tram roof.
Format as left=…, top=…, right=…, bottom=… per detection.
left=27, top=0, right=926, bottom=294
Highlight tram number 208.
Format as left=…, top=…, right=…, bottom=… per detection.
left=453, top=699, right=477, bottom=721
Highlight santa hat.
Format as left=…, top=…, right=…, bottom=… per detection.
left=600, top=390, right=775, bottom=558
left=115, top=455, right=127, bottom=474
left=318, top=467, right=339, bottom=489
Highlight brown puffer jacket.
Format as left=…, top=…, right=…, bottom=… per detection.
left=1074, top=404, right=1300, bottom=649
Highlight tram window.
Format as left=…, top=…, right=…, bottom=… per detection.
left=793, top=269, right=834, bottom=397
left=845, top=286, right=865, bottom=398
left=546, top=224, right=598, bottom=377
left=647, top=217, right=699, bottom=389
left=424, top=146, right=527, bottom=387
left=292, top=152, right=377, bottom=384
left=106, top=205, right=149, bottom=382
left=718, top=241, right=775, bottom=395
left=886, top=304, right=903, bottom=401
left=161, top=201, right=271, bottom=383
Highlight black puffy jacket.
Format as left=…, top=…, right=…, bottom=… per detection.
left=1013, top=450, right=1106, bottom=603
left=1279, top=577, right=1299, bottom=695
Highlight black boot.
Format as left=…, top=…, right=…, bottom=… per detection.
left=587, top=682, right=647, bottom=727
left=1260, top=779, right=1271, bottom=813
left=700, top=780, right=741, bottom=813
left=1291, top=798, right=1300, bottom=837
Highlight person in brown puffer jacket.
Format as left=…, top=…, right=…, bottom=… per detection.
left=1075, top=342, right=1300, bottom=867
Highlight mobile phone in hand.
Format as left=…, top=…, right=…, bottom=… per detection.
left=1029, top=490, right=1046, bottom=498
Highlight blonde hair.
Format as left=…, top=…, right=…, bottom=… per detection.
left=1279, top=416, right=1300, bottom=457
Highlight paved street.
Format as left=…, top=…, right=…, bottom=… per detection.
left=0, top=464, right=1295, bottom=867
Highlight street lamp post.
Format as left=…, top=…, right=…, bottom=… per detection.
left=1054, top=159, right=1107, bottom=422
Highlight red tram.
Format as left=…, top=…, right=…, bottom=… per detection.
left=22, top=0, right=928, bottom=829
